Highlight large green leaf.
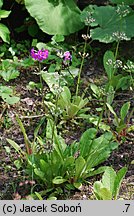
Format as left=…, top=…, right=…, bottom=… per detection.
left=90, top=5, right=134, bottom=43
left=25, top=0, right=84, bottom=35
left=0, top=23, right=10, bottom=43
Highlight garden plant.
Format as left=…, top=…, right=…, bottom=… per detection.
left=0, top=0, right=134, bottom=200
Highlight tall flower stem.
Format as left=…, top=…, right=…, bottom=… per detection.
left=38, top=62, right=43, bottom=92
left=51, top=72, right=61, bottom=145
left=75, top=26, right=89, bottom=97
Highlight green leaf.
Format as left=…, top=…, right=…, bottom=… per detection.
left=73, top=182, right=82, bottom=189
left=99, top=188, right=112, bottom=200
left=40, top=159, right=49, bottom=173
left=90, top=5, right=134, bottom=43
left=106, top=85, right=115, bottom=105
left=79, top=128, right=97, bottom=157
left=0, top=69, right=19, bottom=81
left=93, top=181, right=103, bottom=200
left=106, top=103, right=117, bottom=118
left=52, top=176, right=67, bottom=185
left=0, top=23, right=10, bottom=43
left=110, top=0, right=134, bottom=5
left=90, top=83, right=101, bottom=97
left=6, top=138, right=25, bottom=156
left=4, top=96, right=20, bottom=105
left=34, top=168, right=45, bottom=180
left=51, top=34, right=65, bottom=43
left=75, top=156, right=86, bottom=180
left=67, top=103, right=79, bottom=118
left=14, top=160, right=22, bottom=169
left=116, top=76, right=131, bottom=90
left=25, top=0, right=84, bottom=35
left=87, top=166, right=108, bottom=178
left=120, top=102, right=130, bottom=121
left=0, top=85, right=12, bottom=95
left=42, top=72, right=62, bottom=94
left=0, top=10, right=11, bottom=19
left=113, top=167, right=127, bottom=199
left=16, top=115, right=31, bottom=154
left=47, top=196, right=57, bottom=200
left=35, top=192, right=43, bottom=200
left=103, top=50, right=115, bottom=80
left=102, top=167, right=116, bottom=194
left=28, top=24, right=39, bottom=37
left=60, top=86, right=71, bottom=105
left=0, top=0, right=3, bottom=8
left=0, top=85, right=20, bottom=104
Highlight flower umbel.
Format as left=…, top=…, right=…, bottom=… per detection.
left=31, top=48, right=49, bottom=61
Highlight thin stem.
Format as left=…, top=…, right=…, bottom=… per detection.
left=75, top=56, right=85, bottom=97
left=112, top=40, right=120, bottom=78
left=75, top=26, right=89, bottom=97
left=38, top=62, right=43, bottom=92
left=115, top=40, right=120, bottom=61
left=51, top=93, right=59, bottom=144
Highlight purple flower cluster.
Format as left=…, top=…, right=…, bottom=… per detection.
left=31, top=48, right=49, bottom=61
left=63, top=51, right=72, bottom=61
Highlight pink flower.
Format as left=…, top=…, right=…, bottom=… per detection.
left=31, top=48, right=49, bottom=61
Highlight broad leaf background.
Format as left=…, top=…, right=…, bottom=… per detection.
left=25, top=0, right=84, bottom=35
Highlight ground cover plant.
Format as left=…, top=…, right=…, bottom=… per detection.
left=0, top=0, right=134, bottom=200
